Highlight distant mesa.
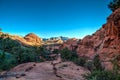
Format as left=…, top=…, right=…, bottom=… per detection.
left=42, top=36, right=69, bottom=45
left=0, top=31, right=70, bottom=46
left=43, top=36, right=69, bottom=41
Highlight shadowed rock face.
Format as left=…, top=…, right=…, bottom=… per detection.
left=2, top=62, right=89, bottom=80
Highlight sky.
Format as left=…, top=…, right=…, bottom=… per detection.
left=0, top=0, right=112, bottom=39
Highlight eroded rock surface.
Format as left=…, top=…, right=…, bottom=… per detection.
left=60, top=8, right=120, bottom=70
left=1, top=62, right=89, bottom=80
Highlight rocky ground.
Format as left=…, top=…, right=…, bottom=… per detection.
left=0, top=61, right=89, bottom=80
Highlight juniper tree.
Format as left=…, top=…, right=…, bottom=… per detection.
left=108, top=0, right=120, bottom=11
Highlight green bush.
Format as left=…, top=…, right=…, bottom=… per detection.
left=60, top=48, right=87, bottom=66
left=93, top=54, right=103, bottom=71
left=0, top=33, right=53, bottom=71
left=13, top=46, right=41, bottom=64
left=0, top=52, right=16, bottom=71
left=35, top=46, right=50, bottom=60
left=110, top=54, right=120, bottom=75
left=52, top=49, right=59, bottom=54
left=73, top=57, right=86, bottom=66
left=0, top=37, right=20, bottom=52
left=84, top=70, right=120, bottom=80
left=108, top=0, right=120, bottom=11
left=85, top=61, right=95, bottom=72
left=84, top=54, right=120, bottom=80
left=60, top=48, right=78, bottom=61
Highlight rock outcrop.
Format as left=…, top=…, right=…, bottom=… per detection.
left=60, top=38, right=79, bottom=50
left=60, top=8, right=120, bottom=70
left=6, top=33, right=42, bottom=46
left=77, top=8, right=120, bottom=60
left=24, top=33, right=42, bottom=45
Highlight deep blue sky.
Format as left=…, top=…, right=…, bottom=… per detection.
left=0, top=0, right=112, bottom=38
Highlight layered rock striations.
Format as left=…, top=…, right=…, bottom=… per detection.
left=61, top=8, right=120, bottom=63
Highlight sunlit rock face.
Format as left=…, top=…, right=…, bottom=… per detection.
left=60, top=8, right=120, bottom=70
left=78, top=8, right=120, bottom=60
left=24, top=33, right=42, bottom=45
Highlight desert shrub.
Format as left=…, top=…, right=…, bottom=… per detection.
left=85, top=54, right=120, bottom=80
left=12, top=46, right=41, bottom=64
left=0, top=37, right=20, bottom=52
left=73, top=57, right=87, bottom=66
left=0, top=33, right=9, bottom=38
left=60, top=48, right=78, bottom=61
left=19, top=52, right=39, bottom=63
left=0, top=51, right=16, bottom=71
left=35, top=46, right=50, bottom=60
left=85, top=70, right=120, bottom=80
left=52, top=49, right=59, bottom=54
left=110, top=54, right=120, bottom=75
left=108, top=0, right=120, bottom=11
left=60, top=48, right=87, bottom=66
left=85, top=60, right=96, bottom=72
left=93, top=54, right=103, bottom=71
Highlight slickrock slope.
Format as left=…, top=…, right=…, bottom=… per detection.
left=1, top=62, right=89, bottom=80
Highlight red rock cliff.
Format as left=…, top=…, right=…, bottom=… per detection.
left=62, top=8, right=120, bottom=62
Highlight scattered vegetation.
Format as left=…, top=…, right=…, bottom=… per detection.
left=0, top=33, right=51, bottom=71
left=0, top=37, right=20, bottom=52
left=83, top=1, right=120, bottom=79
left=84, top=54, right=120, bottom=80
left=60, top=47, right=86, bottom=66
left=35, top=46, right=50, bottom=60
left=93, top=54, right=104, bottom=71
left=0, top=51, right=16, bottom=71
left=85, top=70, right=120, bottom=80
left=0, top=30, right=120, bottom=80
left=60, top=47, right=78, bottom=61
left=85, top=60, right=95, bottom=72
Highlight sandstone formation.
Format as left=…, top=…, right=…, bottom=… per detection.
left=10, top=33, right=42, bottom=46
left=60, top=38, right=79, bottom=50
left=44, top=39, right=63, bottom=45
left=24, top=33, right=42, bottom=45
left=77, top=8, right=120, bottom=60
left=61, top=8, right=120, bottom=60
left=60, top=8, right=120, bottom=70
left=1, top=62, right=89, bottom=80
